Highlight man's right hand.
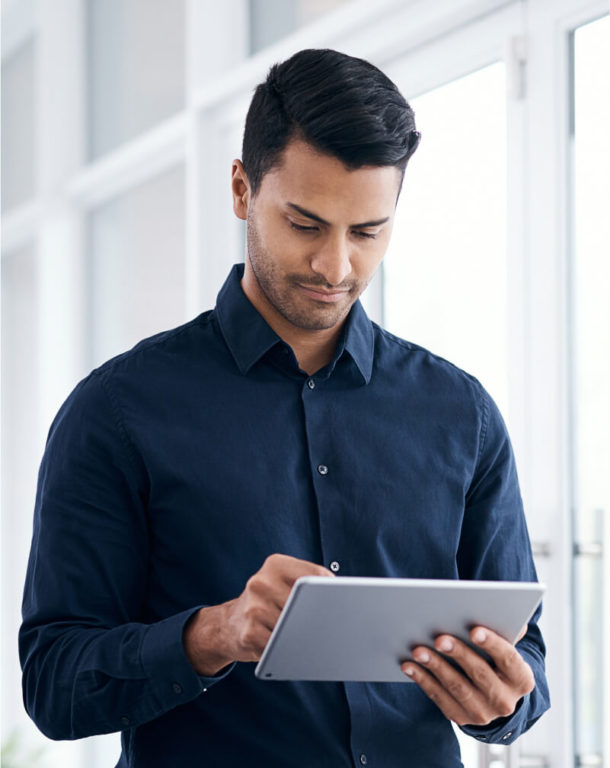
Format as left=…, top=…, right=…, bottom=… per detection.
left=183, top=554, right=333, bottom=676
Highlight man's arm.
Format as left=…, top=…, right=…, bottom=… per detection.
left=401, top=384, right=550, bottom=744
left=19, top=372, right=227, bottom=740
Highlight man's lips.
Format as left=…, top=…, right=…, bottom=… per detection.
left=296, top=284, right=350, bottom=303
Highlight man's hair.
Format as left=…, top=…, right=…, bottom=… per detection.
left=241, top=48, right=420, bottom=197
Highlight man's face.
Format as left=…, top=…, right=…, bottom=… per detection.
left=236, top=138, right=401, bottom=332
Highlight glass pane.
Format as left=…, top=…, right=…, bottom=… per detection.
left=0, top=245, right=42, bottom=758
left=1, top=247, right=40, bottom=611
left=384, top=63, right=508, bottom=416
left=249, top=0, right=353, bottom=53
left=87, top=165, right=186, bottom=367
left=452, top=724, right=478, bottom=768
left=570, top=13, right=610, bottom=760
left=571, top=14, right=610, bottom=542
left=1, top=38, right=36, bottom=212
left=574, top=546, right=604, bottom=757
left=3, top=249, right=98, bottom=768
left=86, top=0, right=185, bottom=160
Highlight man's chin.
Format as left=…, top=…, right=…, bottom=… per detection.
left=283, top=305, right=352, bottom=332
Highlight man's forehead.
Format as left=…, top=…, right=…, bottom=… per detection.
left=261, top=140, right=401, bottom=215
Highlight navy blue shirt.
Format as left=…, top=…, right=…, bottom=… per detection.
left=20, top=263, right=549, bottom=767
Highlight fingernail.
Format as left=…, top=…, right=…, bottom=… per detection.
left=438, top=638, right=453, bottom=652
left=415, top=650, right=430, bottom=663
left=473, top=629, right=487, bottom=644
left=403, top=666, right=415, bottom=677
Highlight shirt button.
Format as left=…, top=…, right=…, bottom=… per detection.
left=359, top=754, right=368, bottom=766
left=317, top=464, right=328, bottom=475
left=120, top=716, right=130, bottom=728
left=502, top=731, right=513, bottom=741
left=330, top=561, right=340, bottom=572
left=172, top=682, right=183, bottom=694
left=307, top=378, right=316, bottom=389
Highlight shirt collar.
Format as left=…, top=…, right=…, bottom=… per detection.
left=342, top=298, right=374, bottom=384
left=215, top=263, right=374, bottom=384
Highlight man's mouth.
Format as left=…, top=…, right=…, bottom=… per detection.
left=296, top=284, right=350, bottom=303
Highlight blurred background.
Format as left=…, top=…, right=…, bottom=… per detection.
left=1, top=0, right=608, bottom=766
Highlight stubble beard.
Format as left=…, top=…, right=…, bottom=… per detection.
left=246, top=214, right=364, bottom=332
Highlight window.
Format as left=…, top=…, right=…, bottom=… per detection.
left=1, top=244, right=41, bottom=761
left=86, top=0, right=185, bottom=160
left=1, top=38, right=36, bottom=211
left=248, top=0, right=353, bottom=53
left=87, top=165, right=186, bottom=366
left=570, top=13, right=610, bottom=763
left=384, top=63, right=509, bottom=416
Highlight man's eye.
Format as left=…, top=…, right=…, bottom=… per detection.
left=289, top=222, right=318, bottom=233
left=289, top=221, right=377, bottom=239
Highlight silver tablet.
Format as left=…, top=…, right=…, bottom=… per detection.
left=255, top=576, right=545, bottom=683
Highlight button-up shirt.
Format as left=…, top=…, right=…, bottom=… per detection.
left=20, top=263, right=550, bottom=767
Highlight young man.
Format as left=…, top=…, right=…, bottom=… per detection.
left=20, top=49, right=549, bottom=766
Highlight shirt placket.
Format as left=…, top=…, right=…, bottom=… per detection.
left=300, top=374, right=374, bottom=768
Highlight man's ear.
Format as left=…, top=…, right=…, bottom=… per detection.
left=232, top=159, right=251, bottom=221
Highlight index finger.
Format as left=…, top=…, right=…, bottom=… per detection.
left=262, top=553, right=334, bottom=586
left=470, top=626, right=534, bottom=689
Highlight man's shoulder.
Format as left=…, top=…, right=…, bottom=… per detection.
left=46, top=312, right=218, bottom=439
left=372, top=322, right=485, bottom=397
left=90, top=310, right=215, bottom=379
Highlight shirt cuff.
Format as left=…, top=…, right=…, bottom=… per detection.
left=140, top=606, right=235, bottom=711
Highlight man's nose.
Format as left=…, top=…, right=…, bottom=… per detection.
left=310, top=234, right=352, bottom=287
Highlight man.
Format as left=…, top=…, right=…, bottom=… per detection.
left=20, top=49, right=549, bottom=767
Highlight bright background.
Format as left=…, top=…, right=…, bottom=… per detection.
left=2, top=1, right=609, bottom=766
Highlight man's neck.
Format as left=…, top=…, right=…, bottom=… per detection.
left=240, top=274, right=344, bottom=376
left=287, top=330, right=342, bottom=376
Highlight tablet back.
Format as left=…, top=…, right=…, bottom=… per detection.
left=255, top=576, right=545, bottom=683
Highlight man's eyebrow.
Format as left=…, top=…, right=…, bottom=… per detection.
left=286, top=202, right=390, bottom=229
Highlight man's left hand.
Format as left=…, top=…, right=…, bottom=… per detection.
left=401, top=626, right=535, bottom=726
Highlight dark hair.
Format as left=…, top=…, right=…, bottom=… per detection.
left=241, top=48, right=420, bottom=197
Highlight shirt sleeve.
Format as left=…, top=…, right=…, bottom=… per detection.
left=19, top=371, right=234, bottom=741
left=456, top=383, right=551, bottom=744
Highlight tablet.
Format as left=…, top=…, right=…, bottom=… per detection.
left=255, top=576, right=545, bottom=683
